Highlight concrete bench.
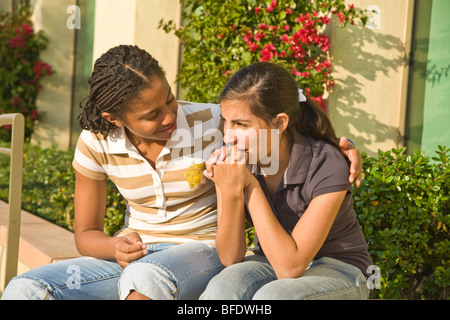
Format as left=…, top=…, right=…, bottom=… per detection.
left=0, top=200, right=81, bottom=291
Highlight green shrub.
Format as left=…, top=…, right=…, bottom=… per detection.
left=0, top=142, right=125, bottom=236
left=160, top=0, right=367, bottom=107
left=1, top=142, right=448, bottom=299
left=354, top=146, right=449, bottom=299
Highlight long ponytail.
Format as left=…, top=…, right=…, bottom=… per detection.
left=295, top=92, right=340, bottom=151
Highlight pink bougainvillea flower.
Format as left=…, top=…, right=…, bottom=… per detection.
left=280, top=34, right=290, bottom=42
left=320, top=35, right=330, bottom=47
left=292, top=67, right=310, bottom=78
left=266, top=0, right=277, bottom=12
left=31, top=109, right=39, bottom=119
left=21, top=23, right=34, bottom=36
left=11, top=97, right=22, bottom=107
left=254, top=31, right=266, bottom=41
left=337, top=11, right=346, bottom=23
left=322, top=59, right=332, bottom=69
left=244, top=31, right=253, bottom=42
left=292, top=67, right=302, bottom=77
left=296, top=13, right=315, bottom=28
left=8, top=36, right=26, bottom=49
left=258, top=23, right=269, bottom=30
left=259, top=43, right=277, bottom=62
left=247, top=42, right=258, bottom=52
left=313, top=95, right=326, bottom=111
left=33, top=60, right=52, bottom=78
left=320, top=16, right=331, bottom=25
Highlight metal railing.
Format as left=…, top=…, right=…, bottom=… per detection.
left=0, top=113, right=24, bottom=291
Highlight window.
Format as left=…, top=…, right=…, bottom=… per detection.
left=405, top=0, right=450, bottom=155
left=70, top=0, right=96, bottom=149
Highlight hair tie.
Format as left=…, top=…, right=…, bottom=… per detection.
left=298, top=89, right=307, bottom=102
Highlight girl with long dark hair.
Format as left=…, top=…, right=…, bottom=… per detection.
left=200, top=62, right=372, bottom=300
left=2, top=48, right=363, bottom=300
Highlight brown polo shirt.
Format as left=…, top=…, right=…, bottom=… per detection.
left=247, top=132, right=372, bottom=275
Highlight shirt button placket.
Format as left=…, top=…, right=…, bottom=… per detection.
left=154, top=158, right=166, bottom=209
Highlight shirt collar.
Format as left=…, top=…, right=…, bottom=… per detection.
left=165, top=105, right=194, bottom=149
left=107, top=126, right=128, bottom=154
left=106, top=104, right=194, bottom=155
left=251, top=131, right=311, bottom=185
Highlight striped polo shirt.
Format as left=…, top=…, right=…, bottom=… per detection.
left=72, top=102, right=223, bottom=245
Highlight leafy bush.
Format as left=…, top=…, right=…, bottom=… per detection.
left=0, top=142, right=448, bottom=299
left=160, top=0, right=367, bottom=107
left=0, top=0, right=52, bottom=141
left=355, top=146, right=449, bottom=299
left=0, top=142, right=125, bottom=236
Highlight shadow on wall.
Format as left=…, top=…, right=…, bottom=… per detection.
left=328, top=24, right=406, bottom=156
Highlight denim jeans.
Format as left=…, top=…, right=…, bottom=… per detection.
left=200, top=254, right=370, bottom=300
left=1, top=242, right=223, bottom=300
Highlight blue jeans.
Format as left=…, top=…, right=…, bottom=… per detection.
left=1, top=242, right=223, bottom=300
left=200, top=254, right=370, bottom=300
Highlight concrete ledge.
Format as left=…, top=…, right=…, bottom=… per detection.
left=0, top=200, right=81, bottom=276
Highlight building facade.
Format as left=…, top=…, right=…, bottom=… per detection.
left=2, top=0, right=448, bottom=156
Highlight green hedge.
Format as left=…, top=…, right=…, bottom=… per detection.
left=0, top=143, right=448, bottom=299
left=160, top=0, right=367, bottom=106
left=354, top=146, right=449, bottom=299
left=0, top=143, right=125, bottom=236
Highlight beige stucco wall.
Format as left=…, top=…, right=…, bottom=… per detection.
left=91, top=0, right=415, bottom=157
left=25, top=0, right=413, bottom=154
left=29, top=0, right=77, bottom=150
left=28, top=0, right=181, bottom=149
left=93, top=0, right=181, bottom=92
left=0, top=1, right=12, bottom=12
left=328, top=0, right=414, bottom=156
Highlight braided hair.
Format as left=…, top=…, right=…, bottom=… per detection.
left=78, top=45, right=165, bottom=136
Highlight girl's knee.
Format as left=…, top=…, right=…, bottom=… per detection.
left=200, top=272, right=233, bottom=299
left=2, top=277, right=54, bottom=300
left=200, top=265, right=259, bottom=300
left=118, top=262, right=176, bottom=300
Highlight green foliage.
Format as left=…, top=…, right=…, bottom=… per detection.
left=0, top=0, right=52, bottom=141
left=0, top=143, right=448, bottom=299
left=354, top=146, right=449, bottom=299
left=0, top=142, right=125, bottom=236
left=160, top=0, right=367, bottom=107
